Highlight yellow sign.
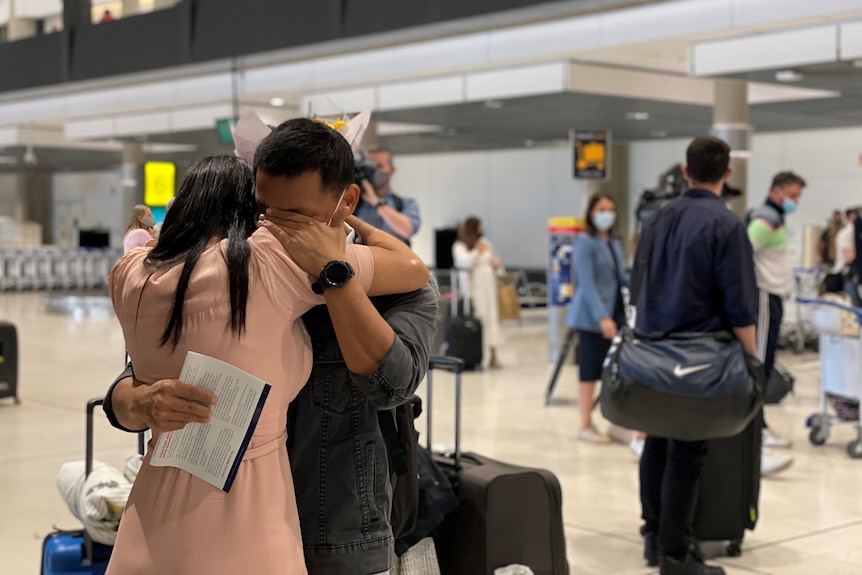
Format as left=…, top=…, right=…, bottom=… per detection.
left=144, top=162, right=176, bottom=207
left=547, top=217, right=585, bottom=233
left=573, top=131, right=610, bottom=180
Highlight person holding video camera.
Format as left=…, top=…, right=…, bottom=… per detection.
left=354, top=146, right=421, bottom=245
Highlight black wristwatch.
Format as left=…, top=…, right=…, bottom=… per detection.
left=375, top=202, right=385, bottom=211
left=312, top=260, right=355, bottom=294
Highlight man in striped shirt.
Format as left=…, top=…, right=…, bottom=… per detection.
left=747, top=171, right=806, bottom=476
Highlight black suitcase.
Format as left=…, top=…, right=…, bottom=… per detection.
left=427, top=357, right=568, bottom=575
left=0, top=321, right=19, bottom=403
left=444, top=271, right=483, bottom=370
left=691, top=414, right=762, bottom=557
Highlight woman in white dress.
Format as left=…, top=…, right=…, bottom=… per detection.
left=452, top=216, right=504, bottom=369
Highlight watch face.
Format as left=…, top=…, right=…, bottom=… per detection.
left=324, top=262, right=351, bottom=286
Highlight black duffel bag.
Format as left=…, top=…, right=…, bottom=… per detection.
left=601, top=205, right=765, bottom=442
left=601, top=328, right=765, bottom=441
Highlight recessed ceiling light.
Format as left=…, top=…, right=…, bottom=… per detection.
left=524, top=139, right=535, bottom=148
left=626, top=112, right=650, bottom=121
left=650, top=130, right=668, bottom=138
left=775, top=70, right=803, bottom=82
left=270, top=97, right=286, bottom=107
left=485, top=100, right=504, bottom=109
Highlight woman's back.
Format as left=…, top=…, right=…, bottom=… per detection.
left=107, top=229, right=372, bottom=575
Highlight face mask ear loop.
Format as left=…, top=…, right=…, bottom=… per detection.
left=327, top=187, right=348, bottom=227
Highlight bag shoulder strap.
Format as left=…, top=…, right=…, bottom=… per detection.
left=389, top=192, right=405, bottom=212
left=378, top=408, right=410, bottom=476
left=630, top=202, right=671, bottom=304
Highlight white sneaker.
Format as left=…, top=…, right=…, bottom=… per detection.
left=763, top=428, right=792, bottom=449
left=607, top=424, right=634, bottom=445
left=579, top=427, right=612, bottom=444
left=761, top=451, right=794, bottom=477
left=630, top=437, right=645, bottom=458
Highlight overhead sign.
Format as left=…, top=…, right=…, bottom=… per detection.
left=573, top=130, right=610, bottom=180
left=144, top=162, right=176, bottom=207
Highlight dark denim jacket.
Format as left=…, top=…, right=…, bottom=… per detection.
left=104, top=283, right=438, bottom=575
left=292, top=284, right=437, bottom=574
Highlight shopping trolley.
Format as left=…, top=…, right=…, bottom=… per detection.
left=798, top=296, right=862, bottom=458
left=782, top=267, right=824, bottom=354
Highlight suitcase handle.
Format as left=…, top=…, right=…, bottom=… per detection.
left=84, top=397, right=104, bottom=564
left=85, top=398, right=103, bottom=479
left=425, top=356, right=464, bottom=470
left=450, top=268, right=472, bottom=318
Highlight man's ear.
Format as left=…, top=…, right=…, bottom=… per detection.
left=341, top=184, right=361, bottom=216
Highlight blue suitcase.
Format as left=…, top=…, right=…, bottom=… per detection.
left=41, top=399, right=114, bottom=574
left=41, top=530, right=112, bottom=575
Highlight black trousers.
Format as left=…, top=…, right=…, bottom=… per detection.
left=640, top=436, right=708, bottom=559
left=757, top=292, right=783, bottom=429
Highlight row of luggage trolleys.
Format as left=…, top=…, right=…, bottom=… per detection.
left=797, top=296, right=862, bottom=458
left=0, top=247, right=123, bottom=291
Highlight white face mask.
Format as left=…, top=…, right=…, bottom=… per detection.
left=327, top=187, right=348, bottom=227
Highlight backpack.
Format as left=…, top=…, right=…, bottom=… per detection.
left=377, top=396, right=422, bottom=539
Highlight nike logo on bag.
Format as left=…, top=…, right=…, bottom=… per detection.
left=673, top=364, right=711, bottom=378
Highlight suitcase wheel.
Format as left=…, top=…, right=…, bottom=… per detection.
left=726, top=541, right=743, bottom=557
left=847, top=440, right=862, bottom=459
left=809, top=425, right=830, bottom=446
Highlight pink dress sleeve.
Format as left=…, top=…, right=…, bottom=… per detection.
left=123, top=229, right=153, bottom=253
left=249, top=228, right=375, bottom=322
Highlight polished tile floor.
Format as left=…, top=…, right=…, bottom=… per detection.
left=2, top=292, right=862, bottom=574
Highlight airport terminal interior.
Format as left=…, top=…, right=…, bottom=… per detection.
left=3, top=1, right=862, bottom=574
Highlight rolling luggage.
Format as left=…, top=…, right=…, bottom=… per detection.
left=691, top=413, right=762, bottom=557
left=42, top=398, right=113, bottom=574
left=427, top=357, right=568, bottom=575
left=0, top=321, right=19, bottom=403
left=444, top=271, right=483, bottom=370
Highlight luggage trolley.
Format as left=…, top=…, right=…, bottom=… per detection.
left=797, top=296, right=862, bottom=458
left=783, top=267, right=823, bottom=354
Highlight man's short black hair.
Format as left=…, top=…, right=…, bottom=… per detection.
left=253, top=118, right=354, bottom=194
left=686, top=137, right=730, bottom=184
left=847, top=208, right=857, bottom=219
left=770, top=171, right=806, bottom=191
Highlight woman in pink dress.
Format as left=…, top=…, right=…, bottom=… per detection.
left=123, top=204, right=157, bottom=253
left=107, top=152, right=429, bottom=575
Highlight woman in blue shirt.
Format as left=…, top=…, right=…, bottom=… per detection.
left=567, top=194, right=626, bottom=443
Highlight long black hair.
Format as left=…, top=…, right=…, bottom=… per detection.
left=145, top=156, right=257, bottom=349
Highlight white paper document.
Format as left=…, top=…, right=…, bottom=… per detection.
left=150, top=352, right=271, bottom=492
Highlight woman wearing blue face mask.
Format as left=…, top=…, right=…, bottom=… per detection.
left=123, top=204, right=157, bottom=253
left=567, top=194, right=627, bottom=443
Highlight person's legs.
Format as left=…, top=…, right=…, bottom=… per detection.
left=763, top=294, right=783, bottom=382
left=845, top=279, right=862, bottom=308
left=760, top=293, right=794, bottom=471
left=640, top=435, right=667, bottom=534
left=658, top=439, right=708, bottom=560
left=577, top=330, right=611, bottom=443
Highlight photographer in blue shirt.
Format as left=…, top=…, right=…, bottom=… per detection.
left=354, top=147, right=421, bottom=245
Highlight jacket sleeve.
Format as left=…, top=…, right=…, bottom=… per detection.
left=350, top=282, right=440, bottom=409
left=574, top=237, right=610, bottom=326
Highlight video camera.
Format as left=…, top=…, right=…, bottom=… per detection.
left=635, top=163, right=742, bottom=229
left=354, top=151, right=376, bottom=188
